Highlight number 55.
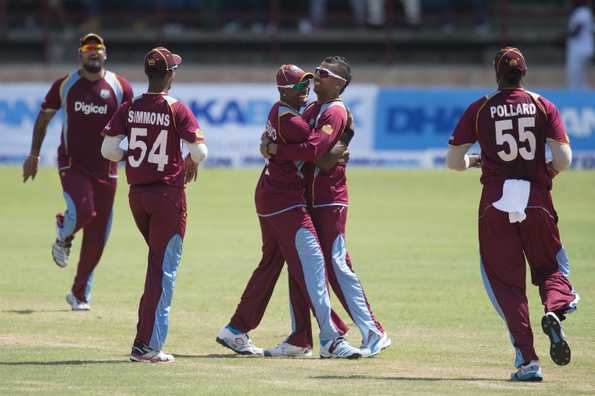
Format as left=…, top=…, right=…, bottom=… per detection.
left=495, top=117, right=536, bottom=162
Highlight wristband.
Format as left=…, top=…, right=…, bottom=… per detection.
left=28, top=155, right=40, bottom=161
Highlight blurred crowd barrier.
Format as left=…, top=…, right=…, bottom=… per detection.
left=2, top=82, right=594, bottom=169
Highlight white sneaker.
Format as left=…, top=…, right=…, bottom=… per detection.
left=130, top=343, right=175, bottom=363
left=216, top=326, right=263, bottom=356
left=264, top=341, right=313, bottom=358
left=360, top=331, right=392, bottom=357
left=320, top=337, right=362, bottom=359
left=52, top=239, right=70, bottom=268
left=511, top=360, right=543, bottom=382
left=65, top=292, right=90, bottom=311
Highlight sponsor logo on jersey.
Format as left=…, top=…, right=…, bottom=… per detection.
left=74, top=101, right=108, bottom=115
left=265, top=120, right=277, bottom=140
left=100, top=89, right=111, bottom=99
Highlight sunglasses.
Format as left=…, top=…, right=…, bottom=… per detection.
left=277, top=79, right=310, bottom=91
left=315, top=67, right=346, bottom=81
left=79, top=43, right=105, bottom=53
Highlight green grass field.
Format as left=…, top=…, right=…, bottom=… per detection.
left=0, top=166, right=593, bottom=395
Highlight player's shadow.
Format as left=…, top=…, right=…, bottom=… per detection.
left=0, top=360, right=130, bottom=366
left=1, top=309, right=72, bottom=314
left=312, top=375, right=508, bottom=382
left=173, top=353, right=260, bottom=359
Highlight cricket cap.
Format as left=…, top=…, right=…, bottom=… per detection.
left=494, top=47, right=527, bottom=77
left=276, top=64, right=313, bottom=87
left=144, top=47, right=182, bottom=74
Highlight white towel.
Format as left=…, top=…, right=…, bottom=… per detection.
left=492, top=179, right=531, bottom=223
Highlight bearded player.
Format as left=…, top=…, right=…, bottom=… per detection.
left=217, top=64, right=362, bottom=359
left=446, top=47, right=579, bottom=381
left=264, top=56, right=389, bottom=358
left=101, top=47, right=207, bottom=363
left=22, top=33, right=133, bottom=311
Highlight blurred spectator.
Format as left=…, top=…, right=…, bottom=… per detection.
left=566, top=0, right=593, bottom=89
left=305, top=0, right=367, bottom=31
left=367, top=0, right=421, bottom=28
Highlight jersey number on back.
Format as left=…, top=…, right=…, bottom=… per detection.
left=128, top=127, right=169, bottom=171
left=495, top=117, right=536, bottom=162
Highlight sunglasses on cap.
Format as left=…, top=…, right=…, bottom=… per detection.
left=315, top=67, right=346, bottom=81
left=277, top=79, right=310, bottom=91
left=79, top=43, right=105, bottom=53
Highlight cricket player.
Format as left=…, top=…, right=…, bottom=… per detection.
left=446, top=47, right=579, bottom=381
left=217, top=64, right=362, bottom=359
left=22, top=33, right=133, bottom=311
left=101, top=47, right=208, bottom=363
left=264, top=56, right=390, bottom=358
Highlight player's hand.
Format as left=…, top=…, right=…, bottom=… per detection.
left=337, top=150, right=350, bottom=165
left=468, top=153, right=482, bottom=168
left=260, top=135, right=272, bottom=159
left=22, top=155, right=39, bottom=183
left=184, top=154, right=199, bottom=184
left=346, top=109, right=354, bottom=130
left=546, top=160, right=559, bottom=178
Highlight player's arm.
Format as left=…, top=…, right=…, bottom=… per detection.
left=313, top=127, right=354, bottom=172
left=268, top=108, right=346, bottom=162
left=446, top=100, right=481, bottom=171
left=100, top=103, right=129, bottom=162
left=173, top=102, right=208, bottom=183
left=542, top=97, right=572, bottom=177
left=547, top=139, right=572, bottom=177
left=22, top=110, right=57, bottom=182
left=446, top=144, right=481, bottom=171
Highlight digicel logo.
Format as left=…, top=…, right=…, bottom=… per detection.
left=74, top=101, right=108, bottom=115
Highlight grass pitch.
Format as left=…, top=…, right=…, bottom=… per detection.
left=0, top=166, right=594, bottom=395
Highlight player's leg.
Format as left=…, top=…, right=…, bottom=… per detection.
left=227, top=217, right=285, bottom=333
left=284, top=260, right=349, bottom=349
left=131, top=186, right=186, bottom=363
left=53, top=167, right=97, bottom=269
left=272, top=208, right=361, bottom=358
left=70, top=178, right=117, bottom=304
left=479, top=205, right=541, bottom=380
left=521, top=200, right=578, bottom=366
left=311, top=206, right=387, bottom=355
left=217, top=216, right=285, bottom=355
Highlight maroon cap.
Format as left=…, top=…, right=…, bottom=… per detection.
left=494, top=47, right=527, bottom=76
left=276, top=64, right=313, bottom=87
left=144, top=47, right=182, bottom=74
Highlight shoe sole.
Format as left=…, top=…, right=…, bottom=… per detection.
left=320, top=353, right=362, bottom=359
left=511, top=374, right=543, bottom=382
left=52, top=247, right=68, bottom=268
left=263, top=351, right=313, bottom=358
left=129, top=356, right=175, bottom=363
left=541, top=314, right=571, bottom=366
left=216, top=337, right=262, bottom=356
left=65, top=294, right=90, bottom=311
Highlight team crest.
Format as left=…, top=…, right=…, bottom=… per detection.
left=509, top=59, right=518, bottom=67
left=321, top=124, right=334, bottom=135
left=100, top=89, right=111, bottom=99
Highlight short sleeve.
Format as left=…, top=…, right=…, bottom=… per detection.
left=174, top=102, right=203, bottom=143
left=40, top=76, right=66, bottom=112
left=449, top=100, right=480, bottom=146
left=542, top=98, right=569, bottom=144
left=118, top=76, right=134, bottom=104
left=103, top=102, right=129, bottom=137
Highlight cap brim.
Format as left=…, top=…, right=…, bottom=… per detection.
left=172, top=54, right=182, bottom=66
left=81, top=33, right=104, bottom=46
left=300, top=72, right=314, bottom=81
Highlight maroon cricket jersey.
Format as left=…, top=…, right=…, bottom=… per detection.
left=301, top=100, right=349, bottom=207
left=450, top=88, right=569, bottom=200
left=41, top=70, right=133, bottom=180
left=103, top=93, right=203, bottom=187
left=254, top=101, right=313, bottom=216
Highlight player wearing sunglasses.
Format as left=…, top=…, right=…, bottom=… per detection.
left=263, top=56, right=390, bottom=358
left=217, top=64, right=363, bottom=359
left=22, top=33, right=133, bottom=311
